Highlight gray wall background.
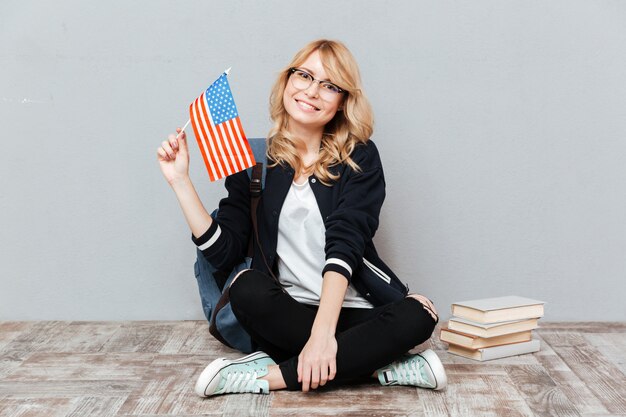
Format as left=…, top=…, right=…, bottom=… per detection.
left=1, top=0, right=625, bottom=321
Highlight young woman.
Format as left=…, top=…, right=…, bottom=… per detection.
left=157, top=39, right=447, bottom=396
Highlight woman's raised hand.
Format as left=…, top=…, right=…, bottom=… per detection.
left=157, top=128, right=190, bottom=186
left=156, top=128, right=213, bottom=238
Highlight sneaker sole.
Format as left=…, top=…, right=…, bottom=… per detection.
left=195, top=351, right=270, bottom=397
left=418, top=349, right=447, bottom=390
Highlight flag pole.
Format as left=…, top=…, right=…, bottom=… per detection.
left=177, top=119, right=190, bottom=139
left=178, top=67, right=230, bottom=139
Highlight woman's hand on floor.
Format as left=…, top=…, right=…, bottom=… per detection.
left=297, top=331, right=338, bottom=392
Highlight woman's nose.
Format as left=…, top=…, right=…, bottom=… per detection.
left=304, top=80, right=320, bottom=98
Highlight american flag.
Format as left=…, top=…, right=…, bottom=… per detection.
left=189, top=71, right=255, bottom=181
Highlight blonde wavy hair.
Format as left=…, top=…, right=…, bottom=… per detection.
left=267, top=39, right=374, bottom=185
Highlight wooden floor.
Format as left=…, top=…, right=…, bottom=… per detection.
left=0, top=321, right=624, bottom=417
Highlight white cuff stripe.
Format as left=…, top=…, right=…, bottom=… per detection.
left=325, top=258, right=353, bottom=276
left=198, top=225, right=221, bottom=250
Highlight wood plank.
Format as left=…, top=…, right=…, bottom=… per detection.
left=0, top=397, right=75, bottom=417
left=537, top=331, right=588, bottom=347
left=0, top=350, right=31, bottom=380
left=43, top=321, right=122, bottom=353
left=223, top=393, right=271, bottom=417
left=533, top=332, right=609, bottom=416
left=0, top=380, right=140, bottom=397
left=164, top=394, right=227, bottom=416
left=118, top=374, right=182, bottom=414
left=158, top=321, right=197, bottom=354
left=443, top=363, right=508, bottom=376
left=417, top=389, right=449, bottom=417
left=431, top=373, right=534, bottom=417
left=0, top=322, right=35, bottom=347
left=156, top=374, right=227, bottom=416
left=539, top=322, right=626, bottom=333
left=584, top=332, right=626, bottom=375
left=4, top=352, right=156, bottom=381
left=177, top=321, right=231, bottom=355
left=271, top=383, right=424, bottom=415
left=0, top=322, right=68, bottom=379
left=1, top=321, right=70, bottom=355
left=271, top=410, right=423, bottom=417
left=99, top=322, right=177, bottom=353
left=505, top=365, right=580, bottom=417
left=540, top=331, right=626, bottom=414
left=117, top=353, right=227, bottom=415
left=63, top=396, right=126, bottom=417
left=118, top=393, right=228, bottom=416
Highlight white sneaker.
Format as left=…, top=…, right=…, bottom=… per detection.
left=377, top=349, right=447, bottom=390
left=195, top=351, right=276, bottom=397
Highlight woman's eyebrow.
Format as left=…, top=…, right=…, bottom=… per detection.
left=299, top=66, right=331, bottom=82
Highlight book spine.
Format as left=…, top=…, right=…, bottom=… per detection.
left=481, top=339, right=541, bottom=360
left=442, top=329, right=532, bottom=349
left=447, top=318, right=539, bottom=338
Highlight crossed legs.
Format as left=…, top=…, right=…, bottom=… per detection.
left=228, top=269, right=438, bottom=391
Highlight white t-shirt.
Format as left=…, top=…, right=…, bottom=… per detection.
left=276, top=178, right=373, bottom=309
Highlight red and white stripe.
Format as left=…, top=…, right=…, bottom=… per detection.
left=189, top=92, right=255, bottom=181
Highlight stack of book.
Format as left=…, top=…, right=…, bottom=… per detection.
left=441, top=295, right=545, bottom=361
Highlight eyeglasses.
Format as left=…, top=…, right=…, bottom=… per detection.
left=288, top=68, right=345, bottom=100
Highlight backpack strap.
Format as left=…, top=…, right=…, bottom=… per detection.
left=246, top=138, right=267, bottom=188
left=209, top=291, right=235, bottom=348
left=245, top=138, right=266, bottom=258
left=246, top=139, right=280, bottom=284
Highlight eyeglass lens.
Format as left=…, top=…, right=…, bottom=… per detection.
left=290, top=70, right=341, bottom=100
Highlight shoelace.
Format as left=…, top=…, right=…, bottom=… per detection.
left=395, top=357, right=429, bottom=386
left=219, top=370, right=262, bottom=394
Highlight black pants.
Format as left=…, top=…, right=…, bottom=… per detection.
left=229, top=270, right=437, bottom=391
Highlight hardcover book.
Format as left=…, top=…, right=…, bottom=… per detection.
left=451, top=296, right=545, bottom=324
left=448, top=339, right=541, bottom=361
left=440, top=325, right=532, bottom=349
left=447, top=317, right=539, bottom=338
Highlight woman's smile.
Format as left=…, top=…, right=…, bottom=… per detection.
left=295, top=99, right=321, bottom=112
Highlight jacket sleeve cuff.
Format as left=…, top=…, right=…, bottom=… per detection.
left=191, top=220, right=221, bottom=251
left=322, top=257, right=353, bottom=282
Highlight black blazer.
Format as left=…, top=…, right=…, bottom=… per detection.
left=193, top=139, right=409, bottom=306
